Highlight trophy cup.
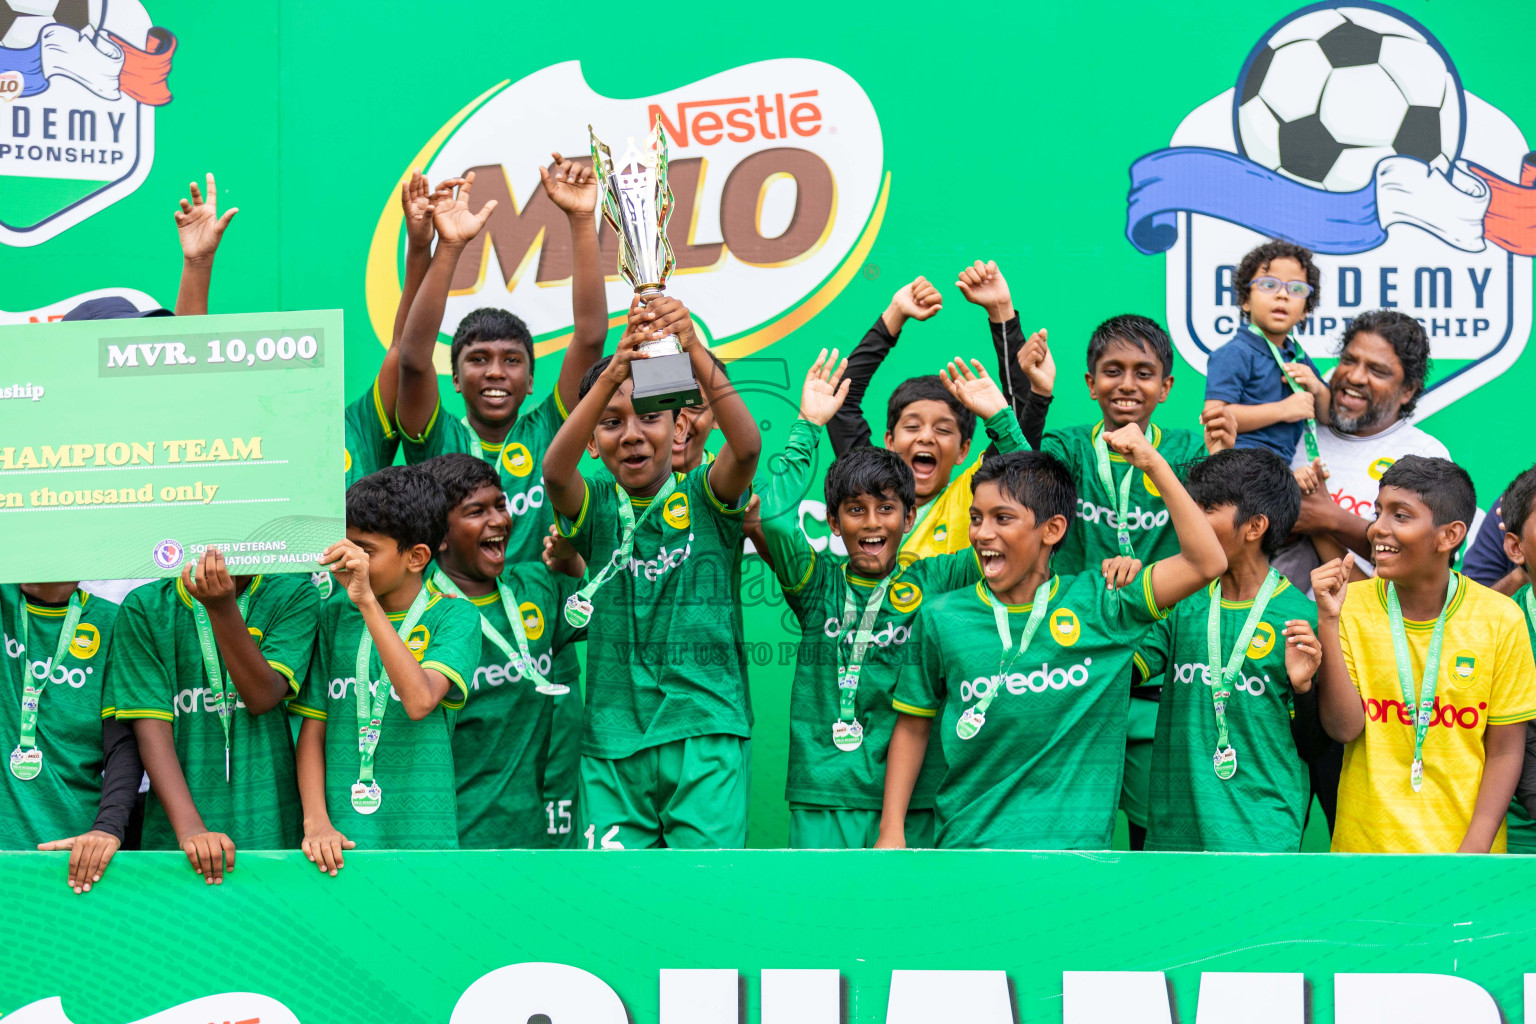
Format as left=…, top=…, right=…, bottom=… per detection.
left=590, top=120, right=703, bottom=414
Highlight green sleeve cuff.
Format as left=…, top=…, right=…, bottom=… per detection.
left=983, top=408, right=1027, bottom=454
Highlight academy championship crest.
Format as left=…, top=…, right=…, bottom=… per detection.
left=1125, top=1, right=1535, bottom=417
left=0, top=0, right=176, bottom=246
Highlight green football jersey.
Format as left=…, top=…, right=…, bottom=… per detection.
left=558, top=462, right=750, bottom=759
left=401, top=389, right=565, bottom=564
left=430, top=564, right=585, bottom=849
left=760, top=420, right=977, bottom=810
left=114, top=574, right=320, bottom=850
left=343, top=378, right=399, bottom=489
left=0, top=588, right=118, bottom=849
left=1505, top=584, right=1536, bottom=847
left=1134, top=576, right=1316, bottom=852
left=291, top=586, right=479, bottom=850
left=893, top=568, right=1166, bottom=849
left=1041, top=421, right=1207, bottom=576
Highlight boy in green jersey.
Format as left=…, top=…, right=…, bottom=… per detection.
left=977, top=298, right=1219, bottom=849
left=294, top=468, right=481, bottom=866
left=395, top=158, right=609, bottom=564
left=1497, top=465, right=1536, bottom=845
left=2, top=584, right=140, bottom=894
left=114, top=550, right=320, bottom=881
left=759, top=351, right=1020, bottom=848
left=419, top=453, right=585, bottom=848
left=1130, top=448, right=1323, bottom=851
left=877, top=434, right=1228, bottom=850
left=543, top=296, right=761, bottom=850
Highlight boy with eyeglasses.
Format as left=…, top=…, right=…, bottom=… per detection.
left=1203, top=241, right=1331, bottom=462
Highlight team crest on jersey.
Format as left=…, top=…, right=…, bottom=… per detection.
left=1368, top=456, right=1395, bottom=480
left=1450, top=650, right=1478, bottom=686
left=0, top=1, right=179, bottom=246
left=310, top=572, right=334, bottom=599
left=344, top=447, right=353, bottom=474
left=890, top=581, right=922, bottom=613
left=1247, top=621, right=1277, bottom=659
left=246, top=626, right=263, bottom=647
left=70, top=621, right=100, bottom=659
left=1142, top=472, right=1161, bottom=498
left=406, top=625, right=431, bottom=661
left=1050, top=608, right=1081, bottom=646
left=1126, top=2, right=1535, bottom=418
left=519, top=601, right=545, bottom=641
left=662, top=492, right=690, bottom=530
left=501, top=442, right=534, bottom=478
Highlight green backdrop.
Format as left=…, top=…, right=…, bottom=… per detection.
left=3, top=0, right=1533, bottom=846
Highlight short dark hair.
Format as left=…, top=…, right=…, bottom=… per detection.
left=577, top=355, right=682, bottom=419
left=1378, top=455, right=1476, bottom=533
left=1234, top=240, right=1321, bottom=316
left=1185, top=448, right=1300, bottom=557
left=1086, top=314, right=1174, bottom=377
left=971, top=451, right=1077, bottom=533
left=346, top=466, right=448, bottom=552
left=825, top=447, right=916, bottom=518
left=1499, top=465, right=1536, bottom=540
left=1338, top=309, right=1431, bottom=418
left=450, top=308, right=534, bottom=373
left=417, top=452, right=500, bottom=511
left=885, top=376, right=975, bottom=443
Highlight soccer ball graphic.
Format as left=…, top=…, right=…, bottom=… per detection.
left=1235, top=4, right=1462, bottom=192
left=0, top=0, right=102, bottom=47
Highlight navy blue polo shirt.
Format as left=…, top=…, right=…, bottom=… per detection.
left=1205, top=325, right=1322, bottom=460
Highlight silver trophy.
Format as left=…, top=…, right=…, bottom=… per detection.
left=590, top=120, right=702, bottom=414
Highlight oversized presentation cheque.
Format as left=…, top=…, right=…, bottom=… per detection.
left=0, top=311, right=344, bottom=583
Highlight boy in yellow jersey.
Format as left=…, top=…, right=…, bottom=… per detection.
left=1495, top=465, right=1536, bottom=844
left=827, top=276, right=1028, bottom=564
left=1313, top=456, right=1536, bottom=852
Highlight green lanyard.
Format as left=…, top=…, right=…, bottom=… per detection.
left=462, top=415, right=492, bottom=465
left=1261, top=334, right=1321, bottom=462
left=187, top=574, right=253, bottom=783
left=1205, top=569, right=1281, bottom=780
left=831, top=572, right=894, bottom=752
left=564, top=478, right=678, bottom=627
left=432, top=569, right=566, bottom=696
left=10, top=592, right=83, bottom=781
left=1091, top=427, right=1136, bottom=558
left=1385, top=574, right=1458, bottom=794
left=956, top=580, right=1052, bottom=740
left=350, top=585, right=432, bottom=815
left=1525, top=588, right=1535, bottom=634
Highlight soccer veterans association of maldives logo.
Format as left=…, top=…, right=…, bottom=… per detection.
left=0, top=0, right=177, bottom=246
left=364, top=59, right=885, bottom=365
left=1125, top=2, right=1534, bottom=417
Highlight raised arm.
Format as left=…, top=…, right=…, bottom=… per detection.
left=172, top=173, right=237, bottom=316
left=1310, top=555, right=1365, bottom=743
left=1103, top=423, right=1227, bottom=608
left=540, top=152, right=608, bottom=414
left=827, top=278, right=942, bottom=457
left=634, top=296, right=760, bottom=503
left=182, top=548, right=290, bottom=716
left=542, top=299, right=647, bottom=519
left=378, top=171, right=441, bottom=415
left=396, top=173, right=498, bottom=439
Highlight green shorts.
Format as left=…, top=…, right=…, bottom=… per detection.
left=538, top=690, right=584, bottom=850
left=579, top=734, right=749, bottom=850
left=1119, top=696, right=1157, bottom=828
left=789, top=807, right=936, bottom=850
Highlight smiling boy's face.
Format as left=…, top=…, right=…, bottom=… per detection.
left=440, top=483, right=510, bottom=582
left=968, top=480, right=1067, bottom=595
left=454, top=339, right=532, bottom=428
left=1369, top=484, right=1465, bottom=577
left=884, top=399, right=970, bottom=503
left=1085, top=338, right=1171, bottom=430
left=587, top=377, right=676, bottom=494
left=830, top=489, right=915, bottom=579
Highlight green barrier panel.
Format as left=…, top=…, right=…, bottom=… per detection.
left=4, top=850, right=1536, bottom=1022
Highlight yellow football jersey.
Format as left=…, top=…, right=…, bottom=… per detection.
left=898, top=451, right=985, bottom=565
left=1332, top=573, right=1536, bottom=853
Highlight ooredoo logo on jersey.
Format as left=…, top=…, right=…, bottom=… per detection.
left=0, top=0, right=177, bottom=246
left=366, top=58, right=885, bottom=365
left=1126, top=1, right=1535, bottom=417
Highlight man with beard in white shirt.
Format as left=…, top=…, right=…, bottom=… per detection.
left=1273, top=309, right=1448, bottom=590
left=1270, top=309, right=1448, bottom=836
